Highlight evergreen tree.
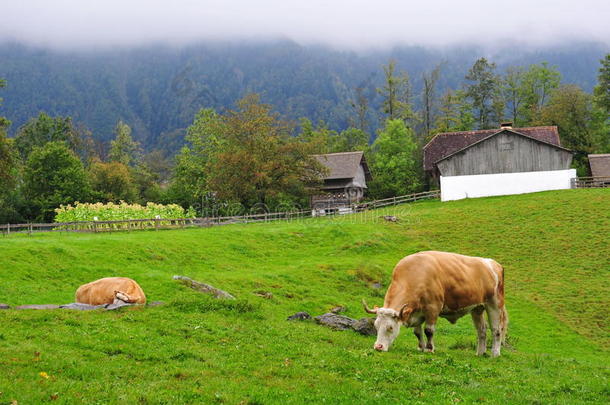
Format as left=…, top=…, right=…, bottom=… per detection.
left=377, top=60, right=415, bottom=124
left=109, top=120, right=140, bottom=166
left=594, top=54, right=610, bottom=117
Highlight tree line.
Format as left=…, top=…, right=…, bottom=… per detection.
left=1, top=55, right=608, bottom=222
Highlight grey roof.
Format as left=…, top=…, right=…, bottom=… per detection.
left=588, top=154, right=610, bottom=177
left=313, top=151, right=371, bottom=181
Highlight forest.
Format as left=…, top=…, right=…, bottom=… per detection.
left=0, top=42, right=609, bottom=223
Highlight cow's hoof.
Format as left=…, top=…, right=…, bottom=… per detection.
left=491, top=351, right=500, bottom=358
left=424, top=348, right=435, bottom=353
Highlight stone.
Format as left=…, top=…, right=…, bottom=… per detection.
left=382, top=215, right=399, bottom=222
left=330, top=306, right=346, bottom=314
left=59, top=303, right=105, bottom=311
left=147, top=301, right=165, bottom=307
left=371, top=282, right=382, bottom=289
left=105, top=301, right=135, bottom=310
left=314, top=313, right=357, bottom=330
left=254, top=291, right=273, bottom=299
left=287, top=311, right=311, bottom=321
left=0, top=303, right=10, bottom=309
left=14, top=304, right=60, bottom=310
left=173, top=275, right=235, bottom=299
left=352, top=317, right=377, bottom=336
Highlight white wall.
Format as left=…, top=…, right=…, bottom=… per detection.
left=440, top=169, right=577, bottom=202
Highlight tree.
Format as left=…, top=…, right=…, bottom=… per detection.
left=367, top=119, right=421, bottom=198
left=24, top=142, right=91, bottom=221
left=89, top=161, right=137, bottom=203
left=109, top=120, right=140, bottom=166
left=432, top=89, right=475, bottom=136
left=502, top=66, right=527, bottom=125
left=333, top=127, right=369, bottom=152
left=465, top=58, right=503, bottom=129
left=350, top=86, right=370, bottom=133
left=377, top=60, right=415, bottom=123
left=174, top=95, right=325, bottom=210
left=594, top=54, right=610, bottom=117
left=520, top=62, right=561, bottom=124
left=421, top=65, right=441, bottom=140
left=539, top=85, right=606, bottom=175
left=14, top=113, right=84, bottom=160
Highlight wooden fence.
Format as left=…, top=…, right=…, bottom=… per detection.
left=0, top=190, right=440, bottom=236
left=571, top=177, right=610, bottom=188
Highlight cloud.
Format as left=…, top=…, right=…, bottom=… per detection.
left=1, top=0, right=609, bottom=50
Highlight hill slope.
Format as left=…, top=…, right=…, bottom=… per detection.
left=0, top=189, right=608, bottom=403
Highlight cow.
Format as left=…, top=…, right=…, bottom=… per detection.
left=75, top=277, right=147, bottom=306
left=362, top=251, right=508, bottom=357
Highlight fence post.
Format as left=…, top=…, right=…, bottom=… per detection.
left=7, top=223, right=10, bottom=235
left=28, top=223, right=32, bottom=236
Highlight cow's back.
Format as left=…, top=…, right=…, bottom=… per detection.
left=75, top=277, right=146, bottom=305
left=385, top=251, right=500, bottom=310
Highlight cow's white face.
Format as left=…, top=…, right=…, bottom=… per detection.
left=373, top=308, right=402, bottom=351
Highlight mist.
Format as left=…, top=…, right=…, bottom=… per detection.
left=1, top=0, right=609, bottom=50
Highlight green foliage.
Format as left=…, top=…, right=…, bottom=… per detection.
left=594, top=54, right=610, bottom=116
left=539, top=84, right=607, bottom=174
left=0, top=190, right=608, bottom=403
left=54, top=200, right=193, bottom=222
left=89, top=160, right=138, bottom=203
left=23, top=141, right=91, bottom=221
left=465, top=57, right=503, bottom=129
left=368, top=119, right=421, bottom=198
left=520, top=62, right=561, bottom=125
left=13, top=112, right=86, bottom=160
left=432, top=89, right=474, bottom=136
left=109, top=120, right=140, bottom=166
left=377, top=60, right=416, bottom=123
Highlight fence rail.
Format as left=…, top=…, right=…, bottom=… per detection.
left=571, top=177, right=610, bottom=188
left=1, top=190, right=440, bottom=236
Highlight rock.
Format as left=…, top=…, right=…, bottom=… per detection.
left=147, top=301, right=165, bottom=307
left=330, top=306, right=346, bottom=314
left=371, top=282, right=382, bottom=289
left=104, top=301, right=135, bottom=310
left=0, top=303, right=10, bottom=309
left=254, top=291, right=273, bottom=299
left=315, top=313, right=357, bottom=330
left=59, top=303, right=105, bottom=311
left=14, top=304, right=60, bottom=310
left=352, top=317, right=377, bottom=336
left=381, top=215, right=399, bottom=222
left=287, top=311, right=311, bottom=321
left=173, top=275, right=235, bottom=299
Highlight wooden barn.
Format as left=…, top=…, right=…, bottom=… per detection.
left=588, top=154, right=610, bottom=178
left=311, top=151, right=371, bottom=212
left=424, top=124, right=575, bottom=201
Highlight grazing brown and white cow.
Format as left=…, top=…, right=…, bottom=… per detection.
left=75, top=277, right=146, bottom=306
left=363, top=251, right=508, bottom=357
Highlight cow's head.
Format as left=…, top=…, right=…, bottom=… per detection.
left=363, top=300, right=411, bottom=352
left=114, top=290, right=134, bottom=303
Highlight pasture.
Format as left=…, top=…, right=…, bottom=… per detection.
left=0, top=189, right=608, bottom=404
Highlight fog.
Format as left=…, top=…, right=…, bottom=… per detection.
left=1, top=0, right=609, bottom=50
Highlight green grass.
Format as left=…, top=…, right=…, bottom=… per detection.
left=0, top=189, right=608, bottom=404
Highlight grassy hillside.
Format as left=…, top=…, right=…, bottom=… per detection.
left=0, top=190, right=608, bottom=404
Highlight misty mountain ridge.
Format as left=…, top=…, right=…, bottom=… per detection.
left=0, top=40, right=607, bottom=152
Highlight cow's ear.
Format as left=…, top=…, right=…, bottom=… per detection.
left=398, top=305, right=412, bottom=321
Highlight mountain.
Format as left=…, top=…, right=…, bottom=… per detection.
left=0, top=40, right=607, bottom=152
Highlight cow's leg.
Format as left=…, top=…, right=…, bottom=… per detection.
left=486, top=304, right=502, bottom=357
left=423, top=315, right=438, bottom=353
left=471, top=307, right=487, bottom=356
left=413, top=323, right=426, bottom=351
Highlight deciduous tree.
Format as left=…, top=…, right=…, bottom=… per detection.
left=465, top=58, right=503, bottom=129
left=109, top=120, right=140, bottom=166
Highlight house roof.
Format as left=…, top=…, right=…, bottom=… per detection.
left=423, top=126, right=561, bottom=171
left=588, top=154, right=610, bottom=177
left=313, top=151, right=371, bottom=181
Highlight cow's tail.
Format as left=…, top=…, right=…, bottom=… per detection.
left=498, top=264, right=508, bottom=345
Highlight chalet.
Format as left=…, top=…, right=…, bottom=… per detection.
left=424, top=124, right=575, bottom=201
left=311, top=151, right=371, bottom=212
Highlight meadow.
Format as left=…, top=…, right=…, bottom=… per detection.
left=0, top=189, right=608, bottom=404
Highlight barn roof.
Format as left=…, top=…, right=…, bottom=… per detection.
left=423, top=126, right=562, bottom=171
left=313, top=151, right=371, bottom=181
left=588, top=154, right=610, bottom=177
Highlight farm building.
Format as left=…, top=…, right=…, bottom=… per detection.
left=424, top=124, right=575, bottom=201
left=588, top=154, right=610, bottom=178
left=311, top=151, right=371, bottom=212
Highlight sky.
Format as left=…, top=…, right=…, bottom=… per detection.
left=1, top=0, right=609, bottom=50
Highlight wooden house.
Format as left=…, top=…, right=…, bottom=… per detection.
left=424, top=124, right=575, bottom=201
left=588, top=154, right=610, bottom=178
left=311, top=151, right=371, bottom=211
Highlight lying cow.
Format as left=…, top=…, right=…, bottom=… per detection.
left=363, top=251, right=508, bottom=357
left=76, top=277, right=147, bottom=306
